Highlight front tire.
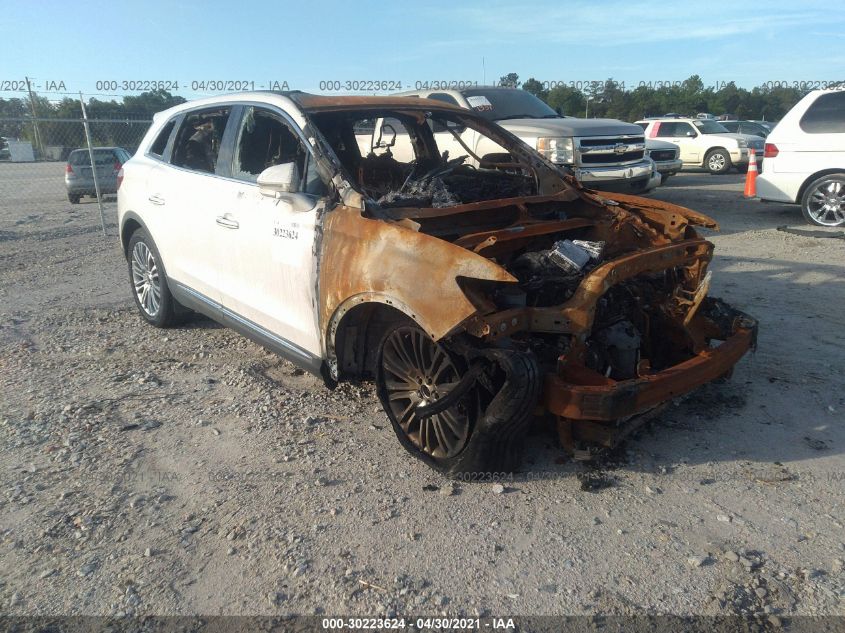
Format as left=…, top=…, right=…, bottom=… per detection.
left=127, top=228, right=182, bottom=327
left=375, top=322, right=540, bottom=476
left=705, top=149, right=731, bottom=175
left=801, top=174, right=845, bottom=227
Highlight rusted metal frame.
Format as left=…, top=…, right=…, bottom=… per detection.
left=464, top=239, right=713, bottom=346
left=543, top=325, right=755, bottom=421
left=585, top=190, right=720, bottom=230
left=529, top=239, right=714, bottom=338
left=453, top=218, right=596, bottom=251
left=379, top=191, right=576, bottom=221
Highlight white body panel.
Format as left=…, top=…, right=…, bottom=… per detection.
left=217, top=180, right=322, bottom=355
left=118, top=92, right=324, bottom=360
left=636, top=119, right=750, bottom=168
left=757, top=89, right=845, bottom=204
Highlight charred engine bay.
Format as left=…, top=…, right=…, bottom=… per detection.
left=376, top=166, right=534, bottom=209
left=374, top=190, right=711, bottom=384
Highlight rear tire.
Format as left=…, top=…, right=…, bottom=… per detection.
left=705, top=149, right=731, bottom=175
left=68, top=193, right=81, bottom=204
left=126, top=228, right=183, bottom=327
left=801, top=174, right=845, bottom=227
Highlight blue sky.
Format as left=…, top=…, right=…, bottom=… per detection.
left=1, top=0, right=842, bottom=102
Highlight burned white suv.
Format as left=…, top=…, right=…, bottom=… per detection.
left=118, top=91, right=756, bottom=474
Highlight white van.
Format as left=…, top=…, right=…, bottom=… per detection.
left=756, top=88, right=845, bottom=226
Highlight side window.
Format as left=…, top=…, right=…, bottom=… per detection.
left=149, top=120, right=175, bottom=158
left=635, top=122, right=648, bottom=131
left=654, top=122, right=678, bottom=137
left=232, top=107, right=325, bottom=195
left=171, top=107, right=231, bottom=174
left=799, top=93, right=845, bottom=133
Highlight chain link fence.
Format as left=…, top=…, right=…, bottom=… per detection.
left=0, top=114, right=152, bottom=237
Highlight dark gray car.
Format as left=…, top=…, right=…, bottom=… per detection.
left=64, top=147, right=131, bottom=203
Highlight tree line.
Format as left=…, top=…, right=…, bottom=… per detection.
left=0, top=89, right=187, bottom=151
left=501, top=73, right=804, bottom=122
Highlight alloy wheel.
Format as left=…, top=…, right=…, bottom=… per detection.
left=131, top=241, right=161, bottom=317
left=380, top=326, right=471, bottom=459
left=708, top=153, right=726, bottom=172
left=807, top=180, right=845, bottom=226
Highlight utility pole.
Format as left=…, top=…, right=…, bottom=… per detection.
left=24, top=76, right=45, bottom=158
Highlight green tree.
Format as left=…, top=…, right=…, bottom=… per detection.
left=522, top=78, right=548, bottom=101
left=498, top=73, right=520, bottom=89
left=546, top=86, right=585, bottom=117
left=122, top=89, right=186, bottom=118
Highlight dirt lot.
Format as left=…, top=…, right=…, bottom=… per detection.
left=1, top=162, right=844, bottom=620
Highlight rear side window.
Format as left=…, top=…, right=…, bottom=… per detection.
left=654, top=122, right=691, bottom=137
left=170, top=107, right=232, bottom=174
left=68, top=149, right=117, bottom=165
left=799, top=92, right=845, bottom=133
left=149, top=120, right=175, bottom=157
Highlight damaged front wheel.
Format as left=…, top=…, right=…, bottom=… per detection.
left=375, top=322, right=541, bottom=477
left=377, top=324, right=473, bottom=462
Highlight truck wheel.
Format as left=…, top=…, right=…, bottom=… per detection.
left=705, top=149, right=731, bottom=175
left=375, top=322, right=540, bottom=477
left=801, top=174, right=845, bottom=227
left=127, top=228, right=183, bottom=327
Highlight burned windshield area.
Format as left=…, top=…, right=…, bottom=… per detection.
left=309, top=110, right=536, bottom=209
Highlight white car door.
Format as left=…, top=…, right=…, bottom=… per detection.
left=214, top=105, right=323, bottom=358
left=145, top=107, right=234, bottom=301
left=655, top=121, right=700, bottom=164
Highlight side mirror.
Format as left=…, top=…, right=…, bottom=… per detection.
left=686, top=130, right=697, bottom=137
left=257, top=163, right=315, bottom=212
left=258, top=162, right=299, bottom=195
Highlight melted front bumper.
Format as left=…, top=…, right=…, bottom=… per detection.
left=544, top=303, right=757, bottom=423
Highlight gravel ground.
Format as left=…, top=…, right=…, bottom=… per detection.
left=1, top=163, right=844, bottom=621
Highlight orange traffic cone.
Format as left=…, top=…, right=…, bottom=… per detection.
left=743, top=149, right=758, bottom=198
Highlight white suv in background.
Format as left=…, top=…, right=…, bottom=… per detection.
left=635, top=117, right=763, bottom=174
left=756, top=88, right=845, bottom=226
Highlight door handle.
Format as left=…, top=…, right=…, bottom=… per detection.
left=148, top=194, right=165, bottom=206
left=215, top=215, right=239, bottom=229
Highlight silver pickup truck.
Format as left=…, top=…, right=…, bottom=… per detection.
left=382, top=87, right=658, bottom=193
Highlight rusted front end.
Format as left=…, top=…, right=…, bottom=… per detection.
left=293, top=94, right=756, bottom=463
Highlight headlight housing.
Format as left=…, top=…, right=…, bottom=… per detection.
left=537, top=137, right=574, bottom=165
left=737, top=139, right=748, bottom=148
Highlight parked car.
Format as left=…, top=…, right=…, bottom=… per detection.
left=65, top=147, right=131, bottom=203
left=635, top=117, right=763, bottom=174
left=752, top=120, right=777, bottom=132
left=756, top=88, right=845, bottom=226
left=720, top=120, right=771, bottom=139
left=645, top=139, right=682, bottom=182
left=0, top=137, right=9, bottom=161
left=118, top=92, right=756, bottom=473
left=391, top=87, right=658, bottom=194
